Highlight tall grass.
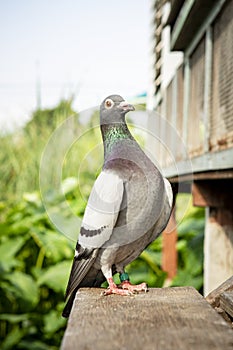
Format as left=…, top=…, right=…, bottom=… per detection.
left=0, top=99, right=92, bottom=202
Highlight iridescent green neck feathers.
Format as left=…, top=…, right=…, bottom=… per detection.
left=101, top=123, right=133, bottom=157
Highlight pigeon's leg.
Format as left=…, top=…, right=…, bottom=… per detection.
left=103, top=277, right=133, bottom=296
left=118, top=271, right=148, bottom=293
left=101, top=266, right=132, bottom=296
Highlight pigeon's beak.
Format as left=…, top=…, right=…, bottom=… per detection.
left=117, top=101, right=135, bottom=113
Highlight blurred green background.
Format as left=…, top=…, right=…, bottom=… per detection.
left=0, top=100, right=204, bottom=349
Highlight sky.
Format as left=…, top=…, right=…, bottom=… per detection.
left=0, top=0, right=151, bottom=132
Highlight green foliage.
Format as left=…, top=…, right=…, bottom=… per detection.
left=0, top=191, right=74, bottom=349
left=171, top=194, right=205, bottom=292
left=0, top=100, right=205, bottom=349
left=0, top=100, right=83, bottom=349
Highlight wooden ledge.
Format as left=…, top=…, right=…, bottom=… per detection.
left=61, top=287, right=233, bottom=350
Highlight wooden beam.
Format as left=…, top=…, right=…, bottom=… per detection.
left=162, top=207, right=177, bottom=279
left=171, top=0, right=195, bottom=50
left=163, top=148, right=233, bottom=179
left=61, top=287, right=233, bottom=350
left=192, top=182, right=216, bottom=207
left=168, top=169, right=233, bottom=183
left=192, top=180, right=233, bottom=208
left=192, top=179, right=233, bottom=296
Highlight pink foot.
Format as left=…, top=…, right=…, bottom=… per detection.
left=102, top=278, right=133, bottom=296
left=119, top=280, right=148, bottom=293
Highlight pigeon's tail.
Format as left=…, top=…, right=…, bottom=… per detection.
left=62, top=246, right=105, bottom=318
left=64, top=245, right=98, bottom=299
left=62, top=267, right=105, bottom=318
left=62, top=289, right=77, bottom=318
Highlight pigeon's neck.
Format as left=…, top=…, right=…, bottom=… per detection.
left=101, top=122, right=133, bottom=157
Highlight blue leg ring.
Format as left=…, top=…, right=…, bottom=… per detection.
left=119, top=272, right=130, bottom=282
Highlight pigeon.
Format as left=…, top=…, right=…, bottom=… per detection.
left=62, top=94, right=173, bottom=318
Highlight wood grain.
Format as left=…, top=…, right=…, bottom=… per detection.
left=206, top=275, right=233, bottom=308
left=220, top=291, right=233, bottom=319
left=61, top=287, right=233, bottom=350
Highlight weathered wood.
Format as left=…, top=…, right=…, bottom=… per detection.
left=61, top=287, right=233, bottom=350
left=206, top=275, right=233, bottom=325
left=214, top=306, right=233, bottom=325
left=220, top=291, right=233, bottom=319
left=206, top=275, right=233, bottom=308
left=203, top=205, right=233, bottom=296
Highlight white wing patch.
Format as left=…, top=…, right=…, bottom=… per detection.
left=79, top=170, right=124, bottom=248
left=164, top=178, right=173, bottom=208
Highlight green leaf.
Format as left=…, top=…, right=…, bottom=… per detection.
left=128, top=271, right=153, bottom=285
left=140, top=250, right=162, bottom=274
left=171, top=270, right=203, bottom=290
left=178, top=217, right=205, bottom=238
left=176, top=239, right=187, bottom=251
left=147, top=235, right=163, bottom=251
left=0, top=222, right=12, bottom=237
left=18, top=340, right=54, bottom=350
left=1, top=325, right=26, bottom=350
left=0, top=237, right=25, bottom=261
left=186, top=233, right=204, bottom=275
left=37, top=260, right=71, bottom=293
left=0, top=237, right=26, bottom=272
left=43, top=310, right=66, bottom=334
left=4, top=271, right=39, bottom=310
left=30, top=228, right=73, bottom=263
left=0, top=313, right=29, bottom=323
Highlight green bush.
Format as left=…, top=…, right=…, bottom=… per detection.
left=171, top=194, right=204, bottom=292
left=0, top=191, right=73, bottom=349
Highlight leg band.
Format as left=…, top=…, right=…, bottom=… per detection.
left=119, top=272, right=130, bottom=282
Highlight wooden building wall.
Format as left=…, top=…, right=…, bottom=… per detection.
left=149, top=0, right=233, bottom=294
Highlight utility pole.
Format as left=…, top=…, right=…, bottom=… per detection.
left=35, top=60, right=41, bottom=110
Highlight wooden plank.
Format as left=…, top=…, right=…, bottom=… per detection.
left=163, top=148, right=233, bottom=179
left=220, top=291, right=233, bottom=319
left=61, top=287, right=233, bottom=350
left=168, top=169, right=233, bottom=183
left=205, top=273, right=233, bottom=308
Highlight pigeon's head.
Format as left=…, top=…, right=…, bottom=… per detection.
left=100, top=95, right=135, bottom=125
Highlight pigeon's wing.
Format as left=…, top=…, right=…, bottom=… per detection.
left=64, top=170, right=124, bottom=299
left=79, top=170, right=124, bottom=249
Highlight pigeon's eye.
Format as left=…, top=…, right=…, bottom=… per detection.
left=105, top=99, right=114, bottom=109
